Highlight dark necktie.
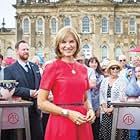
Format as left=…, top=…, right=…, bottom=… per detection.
left=25, top=64, right=31, bottom=73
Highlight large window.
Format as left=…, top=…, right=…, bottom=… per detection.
left=101, top=17, right=108, bottom=33
left=101, top=45, right=108, bottom=60
left=6, top=47, right=14, bottom=57
left=63, top=17, right=70, bottom=26
left=129, top=17, right=136, bottom=33
left=23, top=17, right=30, bottom=34
left=82, top=45, right=92, bottom=59
left=36, top=46, right=44, bottom=65
left=115, top=46, right=122, bottom=60
left=82, top=16, right=90, bottom=33
left=51, top=17, right=57, bottom=34
left=115, top=17, right=121, bottom=33
left=36, top=17, right=44, bottom=33
left=48, top=48, right=56, bottom=60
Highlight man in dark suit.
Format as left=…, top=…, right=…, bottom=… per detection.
left=4, top=40, right=43, bottom=140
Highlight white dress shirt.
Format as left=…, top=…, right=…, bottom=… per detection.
left=18, top=60, right=30, bottom=72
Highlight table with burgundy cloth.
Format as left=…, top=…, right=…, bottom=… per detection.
left=0, top=99, right=32, bottom=140
left=111, top=101, right=140, bottom=140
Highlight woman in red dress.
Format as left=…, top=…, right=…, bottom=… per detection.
left=37, top=26, right=95, bottom=140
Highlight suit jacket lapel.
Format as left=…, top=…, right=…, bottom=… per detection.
left=29, top=62, right=40, bottom=89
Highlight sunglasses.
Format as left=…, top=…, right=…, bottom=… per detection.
left=119, top=59, right=126, bottom=62
left=110, top=67, right=120, bottom=70
left=102, top=68, right=106, bottom=72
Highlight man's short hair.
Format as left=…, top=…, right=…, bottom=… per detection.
left=15, top=40, right=27, bottom=49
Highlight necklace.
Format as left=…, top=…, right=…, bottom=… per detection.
left=66, top=62, right=76, bottom=74
left=72, top=69, right=76, bottom=74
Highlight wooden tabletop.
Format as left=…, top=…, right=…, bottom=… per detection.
left=0, top=99, right=33, bottom=107
left=111, top=101, right=140, bottom=107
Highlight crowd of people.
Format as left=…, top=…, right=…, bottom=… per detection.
left=0, top=26, right=140, bottom=140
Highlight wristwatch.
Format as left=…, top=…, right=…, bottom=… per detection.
left=61, top=109, right=69, bottom=117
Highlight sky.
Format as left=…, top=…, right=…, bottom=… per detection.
left=0, top=0, right=59, bottom=28
left=0, top=0, right=16, bottom=28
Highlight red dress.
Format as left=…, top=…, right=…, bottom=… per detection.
left=40, top=59, right=94, bottom=140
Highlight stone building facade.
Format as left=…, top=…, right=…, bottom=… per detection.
left=9, top=0, right=140, bottom=61
left=0, top=27, right=16, bottom=58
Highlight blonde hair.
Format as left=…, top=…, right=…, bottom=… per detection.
left=55, top=26, right=80, bottom=58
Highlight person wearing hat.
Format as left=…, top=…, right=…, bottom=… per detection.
left=99, top=60, right=129, bottom=140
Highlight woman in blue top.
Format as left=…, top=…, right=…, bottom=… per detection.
left=87, top=57, right=104, bottom=140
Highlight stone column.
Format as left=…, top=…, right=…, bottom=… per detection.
left=109, top=14, right=115, bottom=59
left=30, top=16, right=36, bottom=48
left=123, top=16, right=129, bottom=35
left=95, top=14, right=101, bottom=34
left=44, top=15, right=51, bottom=48
left=137, top=24, right=140, bottom=45
left=16, top=15, right=23, bottom=41
left=58, top=14, right=64, bottom=30
left=71, top=14, right=80, bottom=33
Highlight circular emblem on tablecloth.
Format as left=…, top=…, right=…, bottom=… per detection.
left=123, top=113, right=135, bottom=125
left=8, top=112, right=19, bottom=124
